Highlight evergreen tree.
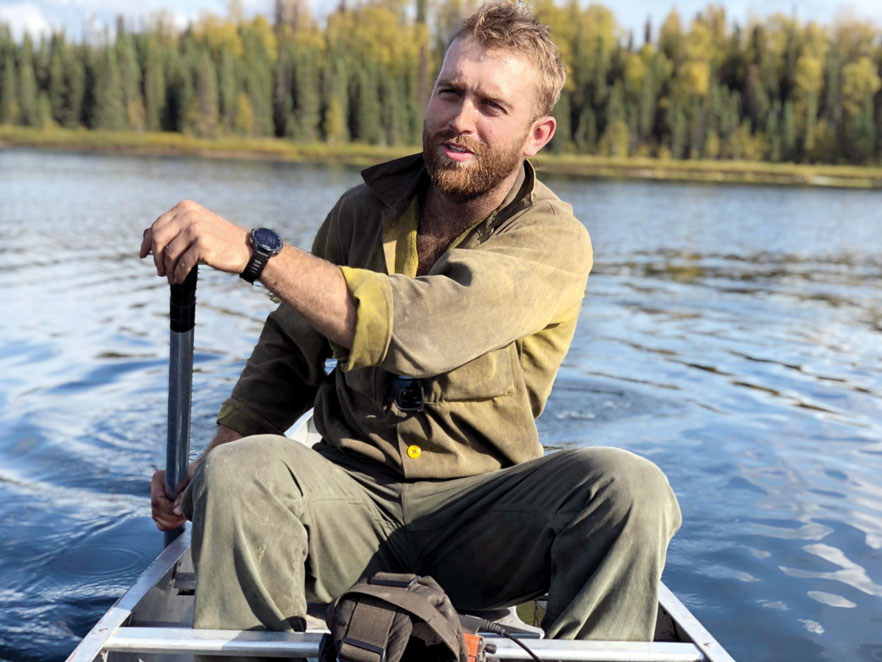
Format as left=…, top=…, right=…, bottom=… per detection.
left=765, top=102, right=781, bottom=162
left=599, top=81, right=628, bottom=156
left=380, top=72, right=409, bottom=145
left=573, top=105, right=596, bottom=152
left=781, top=100, right=796, bottom=161
left=192, top=48, right=219, bottom=136
left=669, top=103, right=687, bottom=158
left=233, top=91, right=252, bottom=134
left=17, top=35, right=38, bottom=126
left=217, top=45, right=238, bottom=133
left=164, top=50, right=193, bottom=132
left=273, top=40, right=293, bottom=137
left=350, top=63, right=381, bottom=143
left=549, top=88, right=572, bottom=153
left=61, top=47, right=86, bottom=128
left=47, top=34, right=66, bottom=124
left=35, top=91, right=52, bottom=128
left=0, top=29, right=18, bottom=124
left=323, top=90, right=346, bottom=144
left=143, top=38, right=166, bottom=131
left=34, top=35, right=50, bottom=94
left=637, top=62, right=655, bottom=141
left=322, top=58, right=349, bottom=143
left=115, top=21, right=144, bottom=130
left=240, top=17, right=276, bottom=136
left=91, top=45, right=126, bottom=130
left=290, top=43, right=320, bottom=141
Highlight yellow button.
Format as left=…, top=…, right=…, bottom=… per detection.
left=406, top=445, right=422, bottom=459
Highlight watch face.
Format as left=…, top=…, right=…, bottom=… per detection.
left=252, top=228, right=283, bottom=253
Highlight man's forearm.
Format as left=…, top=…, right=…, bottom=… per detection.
left=196, top=424, right=244, bottom=465
left=141, top=200, right=355, bottom=348
left=259, top=245, right=356, bottom=349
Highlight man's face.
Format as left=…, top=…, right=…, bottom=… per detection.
left=423, top=38, right=543, bottom=200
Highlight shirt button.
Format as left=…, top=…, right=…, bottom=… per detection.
left=406, top=445, right=422, bottom=459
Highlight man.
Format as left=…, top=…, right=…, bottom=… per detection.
left=142, top=1, right=681, bottom=646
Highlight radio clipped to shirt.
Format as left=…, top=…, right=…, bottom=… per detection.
left=391, top=376, right=426, bottom=413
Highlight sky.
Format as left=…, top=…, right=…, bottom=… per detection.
left=0, top=0, right=880, bottom=43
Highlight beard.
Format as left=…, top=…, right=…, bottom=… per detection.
left=422, top=124, right=528, bottom=200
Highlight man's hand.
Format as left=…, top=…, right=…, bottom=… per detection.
left=140, top=200, right=251, bottom=285
left=141, top=200, right=357, bottom=347
left=150, top=467, right=191, bottom=531
left=149, top=425, right=243, bottom=531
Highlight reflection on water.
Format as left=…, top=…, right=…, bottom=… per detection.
left=1, top=149, right=881, bottom=661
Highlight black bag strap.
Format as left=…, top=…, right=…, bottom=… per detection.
left=337, top=595, right=398, bottom=662
left=342, top=584, right=462, bottom=657
left=325, top=573, right=466, bottom=662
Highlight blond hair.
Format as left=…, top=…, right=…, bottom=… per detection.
left=453, top=1, right=566, bottom=117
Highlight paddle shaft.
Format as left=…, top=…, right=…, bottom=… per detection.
left=164, top=266, right=197, bottom=546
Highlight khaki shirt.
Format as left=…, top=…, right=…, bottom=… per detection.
left=217, top=154, right=592, bottom=479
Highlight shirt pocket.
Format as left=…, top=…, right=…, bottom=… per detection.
left=424, top=344, right=516, bottom=403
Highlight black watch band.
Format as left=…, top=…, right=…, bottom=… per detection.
left=240, top=228, right=283, bottom=284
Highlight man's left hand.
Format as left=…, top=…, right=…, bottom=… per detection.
left=140, top=200, right=251, bottom=284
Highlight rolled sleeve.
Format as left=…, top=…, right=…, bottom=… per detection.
left=339, top=265, right=394, bottom=371
left=217, top=399, right=288, bottom=437
left=337, top=201, right=591, bottom=379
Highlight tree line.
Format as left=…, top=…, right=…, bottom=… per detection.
left=1, top=0, right=881, bottom=164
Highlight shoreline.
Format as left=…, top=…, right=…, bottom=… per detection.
left=3, top=125, right=882, bottom=190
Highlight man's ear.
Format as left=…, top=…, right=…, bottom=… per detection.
left=523, top=115, right=557, bottom=157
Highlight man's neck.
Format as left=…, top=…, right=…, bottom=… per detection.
left=422, top=165, right=522, bottom=237
left=415, top=164, right=522, bottom=276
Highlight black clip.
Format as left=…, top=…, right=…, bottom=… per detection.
left=391, top=377, right=425, bottom=413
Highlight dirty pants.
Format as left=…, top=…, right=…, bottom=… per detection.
left=180, top=435, right=681, bottom=652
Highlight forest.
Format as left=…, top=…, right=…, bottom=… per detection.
left=0, top=0, right=881, bottom=165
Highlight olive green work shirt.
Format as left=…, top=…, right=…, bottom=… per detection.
left=217, top=154, right=593, bottom=479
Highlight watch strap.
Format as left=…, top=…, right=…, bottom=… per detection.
left=240, top=228, right=282, bottom=284
left=240, top=250, right=269, bottom=284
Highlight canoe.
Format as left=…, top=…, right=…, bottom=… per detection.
left=67, top=416, right=736, bottom=662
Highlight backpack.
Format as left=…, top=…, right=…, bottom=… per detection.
left=318, top=572, right=474, bottom=662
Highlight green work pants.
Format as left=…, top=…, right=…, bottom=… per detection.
left=181, top=435, right=681, bottom=651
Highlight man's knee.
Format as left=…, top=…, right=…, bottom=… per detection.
left=186, top=434, right=303, bottom=515
left=564, top=447, right=681, bottom=538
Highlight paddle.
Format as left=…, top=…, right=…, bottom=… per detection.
left=164, top=266, right=198, bottom=546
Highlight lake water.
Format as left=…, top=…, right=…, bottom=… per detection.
left=1, top=147, right=881, bottom=661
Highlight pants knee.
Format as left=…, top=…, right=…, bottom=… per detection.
left=186, top=435, right=302, bottom=516
left=567, top=448, right=682, bottom=538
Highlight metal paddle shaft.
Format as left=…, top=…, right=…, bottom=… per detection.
left=165, top=266, right=197, bottom=546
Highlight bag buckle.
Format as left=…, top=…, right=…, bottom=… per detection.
left=340, top=637, right=386, bottom=662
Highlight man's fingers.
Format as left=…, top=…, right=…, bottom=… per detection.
left=172, top=245, right=201, bottom=285
left=151, top=469, right=168, bottom=501
left=143, top=205, right=185, bottom=275
left=139, top=227, right=153, bottom=259
left=152, top=219, right=181, bottom=277
left=162, top=229, right=197, bottom=284
left=149, top=469, right=188, bottom=530
left=151, top=470, right=175, bottom=511
left=141, top=200, right=248, bottom=280
left=153, top=512, right=186, bottom=532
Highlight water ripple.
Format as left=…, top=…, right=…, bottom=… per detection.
left=1, top=151, right=881, bottom=662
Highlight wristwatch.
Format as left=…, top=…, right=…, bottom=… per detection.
left=240, top=228, right=283, bottom=284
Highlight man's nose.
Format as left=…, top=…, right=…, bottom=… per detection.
left=448, top=98, right=477, bottom=134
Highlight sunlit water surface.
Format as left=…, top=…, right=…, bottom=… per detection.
left=1, top=148, right=880, bottom=661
